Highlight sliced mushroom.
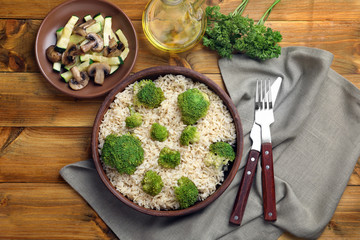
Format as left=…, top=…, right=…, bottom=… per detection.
left=46, top=45, right=62, bottom=62
left=69, top=66, right=90, bottom=90
left=103, top=38, right=124, bottom=57
left=73, top=19, right=96, bottom=37
left=87, top=62, right=111, bottom=85
left=80, top=33, right=104, bottom=53
left=80, top=40, right=97, bottom=53
left=62, top=44, right=81, bottom=66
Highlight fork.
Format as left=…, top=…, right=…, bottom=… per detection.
left=255, top=80, right=277, bottom=221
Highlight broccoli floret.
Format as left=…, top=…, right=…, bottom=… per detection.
left=125, top=107, right=142, bottom=128
left=174, top=176, right=199, bottom=209
left=180, top=125, right=200, bottom=146
left=177, top=88, right=210, bottom=125
left=150, top=123, right=168, bottom=142
left=141, top=170, right=164, bottom=196
left=205, top=141, right=236, bottom=169
left=158, top=147, right=181, bottom=169
left=134, top=79, right=165, bottom=108
left=101, top=133, right=144, bottom=175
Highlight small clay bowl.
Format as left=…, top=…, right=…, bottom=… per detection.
left=35, top=0, right=138, bottom=98
left=91, top=66, right=244, bottom=216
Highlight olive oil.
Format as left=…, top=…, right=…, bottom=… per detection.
left=142, top=0, right=206, bottom=52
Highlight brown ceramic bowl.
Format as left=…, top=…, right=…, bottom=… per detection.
left=91, top=66, right=243, bottom=216
left=35, top=0, right=138, bottom=98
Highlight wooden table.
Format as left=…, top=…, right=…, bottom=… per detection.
left=1, top=0, right=359, bottom=239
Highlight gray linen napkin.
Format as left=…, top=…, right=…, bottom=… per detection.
left=60, top=46, right=360, bottom=240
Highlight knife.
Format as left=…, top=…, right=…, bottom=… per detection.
left=229, top=77, right=282, bottom=225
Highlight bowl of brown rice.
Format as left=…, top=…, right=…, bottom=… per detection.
left=91, top=66, right=243, bottom=216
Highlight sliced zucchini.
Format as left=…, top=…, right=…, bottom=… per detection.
left=86, top=22, right=102, bottom=34
left=69, top=34, right=85, bottom=45
left=110, top=29, right=118, bottom=42
left=56, top=27, right=64, bottom=40
left=53, top=61, right=62, bottom=72
left=103, top=16, right=112, bottom=47
left=89, top=51, right=103, bottom=56
left=115, top=29, right=129, bottom=48
left=80, top=54, right=123, bottom=65
left=110, top=65, right=119, bottom=74
left=94, top=13, right=105, bottom=28
left=83, top=14, right=92, bottom=21
left=60, top=60, right=92, bottom=82
left=55, top=15, right=79, bottom=53
left=120, top=47, right=130, bottom=61
left=79, top=39, right=90, bottom=46
left=79, top=54, right=89, bottom=62
left=60, top=71, right=72, bottom=82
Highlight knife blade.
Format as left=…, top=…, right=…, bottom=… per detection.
left=230, top=77, right=282, bottom=225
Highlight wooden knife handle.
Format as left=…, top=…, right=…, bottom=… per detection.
left=229, top=150, right=260, bottom=225
left=261, top=142, right=277, bottom=221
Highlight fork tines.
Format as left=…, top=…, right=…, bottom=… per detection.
left=256, top=80, right=273, bottom=110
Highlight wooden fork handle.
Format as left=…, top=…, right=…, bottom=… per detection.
left=261, top=142, right=277, bottom=221
left=229, top=150, right=260, bottom=225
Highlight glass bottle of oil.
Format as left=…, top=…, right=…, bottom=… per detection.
left=142, top=0, right=206, bottom=53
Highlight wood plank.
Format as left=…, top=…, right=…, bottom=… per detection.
left=0, top=183, right=359, bottom=239
left=0, top=93, right=102, bottom=127
left=1, top=19, right=360, bottom=75
left=0, top=19, right=40, bottom=72
left=0, top=127, right=92, bottom=183
left=0, top=183, right=117, bottom=239
left=0, top=73, right=103, bottom=127
left=1, top=0, right=360, bottom=21
left=218, top=0, right=360, bottom=22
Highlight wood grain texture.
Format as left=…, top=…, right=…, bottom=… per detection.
left=1, top=0, right=360, bottom=239
left=0, top=183, right=117, bottom=239
left=0, top=19, right=40, bottom=72
left=0, top=73, right=102, bottom=127
left=1, top=19, right=360, bottom=75
left=0, top=127, right=92, bottom=182
left=0, top=183, right=359, bottom=239
left=1, top=0, right=360, bottom=21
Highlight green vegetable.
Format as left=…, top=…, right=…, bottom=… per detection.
left=141, top=170, right=164, bottom=196
left=180, top=125, right=200, bottom=146
left=205, top=141, right=235, bottom=169
left=125, top=107, right=142, bottom=128
left=150, top=123, right=169, bottom=142
left=101, top=133, right=144, bottom=175
left=174, top=176, right=199, bottom=209
left=134, top=80, right=165, bottom=108
left=203, top=0, right=282, bottom=60
left=158, top=147, right=181, bottom=169
left=177, top=88, right=210, bottom=125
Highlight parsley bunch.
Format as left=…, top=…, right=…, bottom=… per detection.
left=203, top=0, right=282, bottom=60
